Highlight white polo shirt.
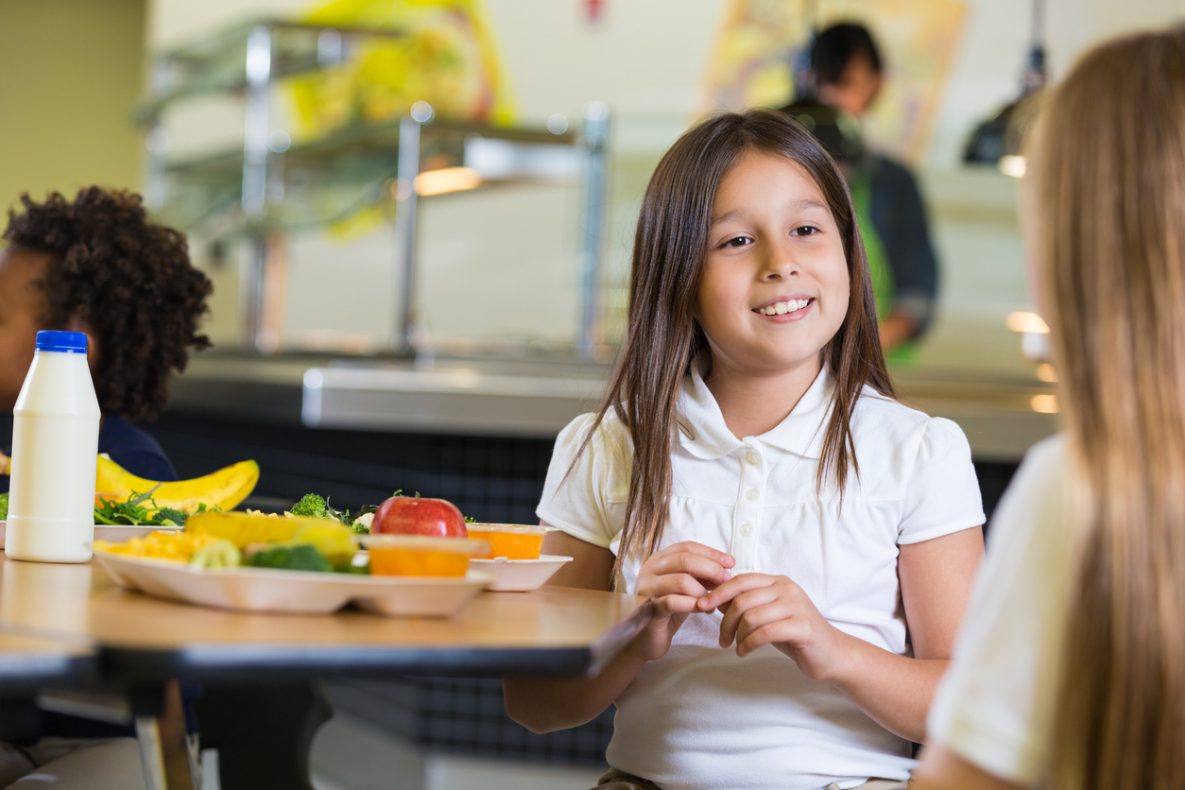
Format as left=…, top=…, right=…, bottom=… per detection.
left=537, top=364, right=985, bottom=790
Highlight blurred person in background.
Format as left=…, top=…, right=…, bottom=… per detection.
left=784, top=21, right=939, bottom=358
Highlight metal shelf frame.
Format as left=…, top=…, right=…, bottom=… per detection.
left=137, top=18, right=611, bottom=358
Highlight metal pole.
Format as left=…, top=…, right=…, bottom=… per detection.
left=578, top=102, right=610, bottom=359
left=393, top=105, right=428, bottom=356
left=241, top=24, right=273, bottom=351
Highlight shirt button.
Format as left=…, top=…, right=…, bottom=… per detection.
left=746, top=487, right=759, bottom=501
left=739, top=523, right=753, bottom=537
left=745, top=450, right=759, bottom=466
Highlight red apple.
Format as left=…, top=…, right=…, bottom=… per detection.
left=371, top=495, right=468, bottom=538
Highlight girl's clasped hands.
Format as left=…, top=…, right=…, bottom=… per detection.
left=635, top=539, right=846, bottom=680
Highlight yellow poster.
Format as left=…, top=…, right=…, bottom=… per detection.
left=704, top=0, right=967, bottom=161
left=289, top=0, right=516, bottom=139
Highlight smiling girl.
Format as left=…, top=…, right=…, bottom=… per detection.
left=503, top=110, right=985, bottom=790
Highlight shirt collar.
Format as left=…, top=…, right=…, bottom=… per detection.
left=677, top=359, right=834, bottom=460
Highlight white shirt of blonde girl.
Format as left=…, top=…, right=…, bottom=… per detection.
left=537, top=363, right=985, bottom=790
left=927, top=436, right=1075, bottom=785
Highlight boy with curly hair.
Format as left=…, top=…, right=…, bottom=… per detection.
left=0, top=186, right=213, bottom=487
left=0, top=187, right=211, bottom=786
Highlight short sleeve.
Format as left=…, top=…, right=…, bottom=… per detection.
left=535, top=413, right=631, bottom=549
left=897, top=417, right=985, bottom=544
left=927, top=436, right=1074, bottom=783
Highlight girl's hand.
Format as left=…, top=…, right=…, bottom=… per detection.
left=697, top=573, right=850, bottom=681
left=629, top=541, right=735, bottom=662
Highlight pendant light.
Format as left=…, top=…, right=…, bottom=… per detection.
left=962, top=0, right=1047, bottom=176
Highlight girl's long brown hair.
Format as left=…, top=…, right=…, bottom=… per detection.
left=1034, top=26, right=1185, bottom=789
left=583, top=109, right=892, bottom=578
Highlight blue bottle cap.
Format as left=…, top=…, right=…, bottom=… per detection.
left=35, top=330, right=88, bottom=353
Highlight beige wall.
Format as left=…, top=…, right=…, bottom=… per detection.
left=0, top=0, right=147, bottom=216
left=1092, top=0, right=1183, bottom=35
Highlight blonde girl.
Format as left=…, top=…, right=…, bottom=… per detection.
left=504, top=109, right=985, bottom=790
left=915, top=25, right=1185, bottom=790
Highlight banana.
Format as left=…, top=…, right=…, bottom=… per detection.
left=95, top=456, right=260, bottom=513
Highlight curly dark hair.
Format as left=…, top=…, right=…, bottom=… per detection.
left=3, top=187, right=213, bottom=421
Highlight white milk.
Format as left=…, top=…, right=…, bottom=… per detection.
left=5, top=331, right=100, bottom=563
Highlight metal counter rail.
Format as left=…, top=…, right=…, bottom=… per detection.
left=305, top=365, right=1056, bottom=460
left=303, top=365, right=605, bottom=436
left=170, top=354, right=1057, bottom=462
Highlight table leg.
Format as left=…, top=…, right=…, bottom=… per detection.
left=131, top=685, right=198, bottom=790
left=133, top=714, right=170, bottom=790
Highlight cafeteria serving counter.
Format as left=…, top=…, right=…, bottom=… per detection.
left=158, top=309, right=1056, bottom=524
left=168, top=347, right=1057, bottom=462
left=304, top=361, right=1056, bottom=460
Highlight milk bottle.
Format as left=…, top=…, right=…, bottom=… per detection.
left=4, top=331, right=100, bottom=563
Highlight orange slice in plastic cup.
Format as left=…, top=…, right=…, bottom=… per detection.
left=465, top=524, right=548, bottom=560
left=361, top=535, right=489, bottom=577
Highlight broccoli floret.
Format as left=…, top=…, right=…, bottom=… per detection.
left=289, top=493, right=330, bottom=519
left=151, top=507, right=191, bottom=527
left=245, top=544, right=333, bottom=573
left=289, top=493, right=358, bottom=527
left=0, top=492, right=8, bottom=520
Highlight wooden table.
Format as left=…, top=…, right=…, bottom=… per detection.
left=0, top=556, right=650, bottom=789
left=0, top=557, right=647, bottom=678
left=0, top=632, right=93, bottom=689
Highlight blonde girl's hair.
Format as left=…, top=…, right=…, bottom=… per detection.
left=580, top=109, right=892, bottom=579
left=1033, top=26, right=1185, bottom=789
